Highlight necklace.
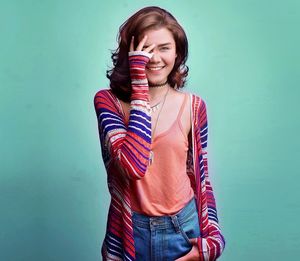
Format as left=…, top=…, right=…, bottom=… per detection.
left=149, top=101, right=161, bottom=113
left=149, top=80, right=168, bottom=88
left=149, top=81, right=170, bottom=113
left=149, top=86, right=170, bottom=165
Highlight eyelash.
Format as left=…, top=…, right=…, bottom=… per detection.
left=142, top=47, right=171, bottom=51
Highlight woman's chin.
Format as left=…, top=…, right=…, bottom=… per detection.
left=148, top=78, right=168, bottom=85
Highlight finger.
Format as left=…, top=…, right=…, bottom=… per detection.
left=129, top=36, right=134, bottom=52
left=136, top=35, right=147, bottom=51
left=143, top=43, right=156, bottom=53
left=189, top=238, right=198, bottom=245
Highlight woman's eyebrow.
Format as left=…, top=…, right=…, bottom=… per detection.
left=144, top=42, right=172, bottom=48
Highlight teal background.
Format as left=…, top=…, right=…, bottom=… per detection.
left=1, top=0, right=299, bottom=260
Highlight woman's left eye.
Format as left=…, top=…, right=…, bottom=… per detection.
left=160, top=47, right=170, bottom=51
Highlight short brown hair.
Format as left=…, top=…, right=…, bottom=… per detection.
left=107, top=6, right=189, bottom=102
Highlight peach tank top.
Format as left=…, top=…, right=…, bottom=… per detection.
left=130, top=93, right=194, bottom=216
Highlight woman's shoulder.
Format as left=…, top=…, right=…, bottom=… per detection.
left=94, top=88, right=121, bottom=103
left=94, top=88, right=113, bottom=100
left=176, top=89, right=206, bottom=107
left=94, top=88, right=122, bottom=114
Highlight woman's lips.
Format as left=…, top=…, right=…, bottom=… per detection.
left=146, top=66, right=165, bottom=72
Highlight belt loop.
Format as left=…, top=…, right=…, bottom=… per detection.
left=171, top=215, right=181, bottom=233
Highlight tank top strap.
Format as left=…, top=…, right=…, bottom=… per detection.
left=177, top=92, right=188, bottom=121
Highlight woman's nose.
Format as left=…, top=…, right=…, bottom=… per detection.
left=150, top=52, right=161, bottom=62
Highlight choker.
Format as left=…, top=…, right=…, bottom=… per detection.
left=149, top=80, right=168, bottom=88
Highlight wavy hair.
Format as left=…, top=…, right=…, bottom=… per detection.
left=106, top=6, right=189, bottom=102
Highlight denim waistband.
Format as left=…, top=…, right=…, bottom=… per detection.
left=132, top=197, right=197, bottom=230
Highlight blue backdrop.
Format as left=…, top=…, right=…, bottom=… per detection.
left=1, top=0, right=299, bottom=260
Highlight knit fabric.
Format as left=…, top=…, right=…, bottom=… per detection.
left=94, top=51, right=225, bottom=260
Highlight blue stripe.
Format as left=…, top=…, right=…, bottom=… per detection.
left=105, top=232, right=123, bottom=259
left=130, top=109, right=151, bottom=122
left=127, top=134, right=151, bottom=154
left=122, top=145, right=148, bottom=174
left=129, top=114, right=151, bottom=129
left=128, top=126, right=151, bottom=144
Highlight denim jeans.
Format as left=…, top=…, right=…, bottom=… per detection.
left=132, top=197, right=201, bottom=261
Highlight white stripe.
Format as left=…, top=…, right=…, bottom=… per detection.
left=103, top=123, right=125, bottom=133
left=129, top=125, right=151, bottom=139
left=131, top=79, right=148, bottom=84
left=101, top=116, right=124, bottom=125
left=105, top=131, right=126, bottom=147
left=100, top=111, right=122, bottom=121
left=130, top=112, right=151, bottom=124
left=130, top=106, right=150, bottom=114
left=122, top=153, right=142, bottom=179
left=130, top=120, right=151, bottom=132
left=107, top=252, right=123, bottom=261
left=130, top=67, right=146, bottom=71
left=201, top=125, right=208, bottom=134
left=131, top=99, right=148, bottom=105
left=113, top=191, right=132, bottom=226
left=128, top=50, right=153, bottom=59
left=202, top=238, right=209, bottom=261
left=107, top=235, right=122, bottom=250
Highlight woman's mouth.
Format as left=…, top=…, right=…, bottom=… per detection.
left=146, top=66, right=165, bottom=71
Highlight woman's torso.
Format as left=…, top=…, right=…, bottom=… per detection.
left=119, top=88, right=193, bottom=215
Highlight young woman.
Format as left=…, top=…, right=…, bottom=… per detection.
left=94, top=6, right=225, bottom=261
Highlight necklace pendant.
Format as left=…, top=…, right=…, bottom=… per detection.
left=149, top=104, right=160, bottom=114
left=149, top=150, right=154, bottom=165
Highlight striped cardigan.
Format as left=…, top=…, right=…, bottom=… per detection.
left=94, top=51, right=225, bottom=260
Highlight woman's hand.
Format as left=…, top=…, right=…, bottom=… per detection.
left=128, top=35, right=156, bottom=100
left=129, top=35, right=155, bottom=53
left=128, top=35, right=156, bottom=72
left=175, top=238, right=200, bottom=261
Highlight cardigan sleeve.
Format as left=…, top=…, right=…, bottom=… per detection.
left=94, top=51, right=152, bottom=180
left=197, top=100, right=226, bottom=261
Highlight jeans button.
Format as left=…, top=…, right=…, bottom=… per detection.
left=150, top=220, right=156, bottom=226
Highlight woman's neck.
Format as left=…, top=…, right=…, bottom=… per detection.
left=149, top=84, right=170, bottom=104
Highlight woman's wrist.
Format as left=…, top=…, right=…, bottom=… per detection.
left=128, top=50, right=153, bottom=60
left=128, top=51, right=152, bottom=101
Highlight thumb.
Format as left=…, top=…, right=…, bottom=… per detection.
left=189, top=238, right=198, bottom=245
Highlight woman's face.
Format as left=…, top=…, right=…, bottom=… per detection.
left=140, top=27, right=177, bottom=85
